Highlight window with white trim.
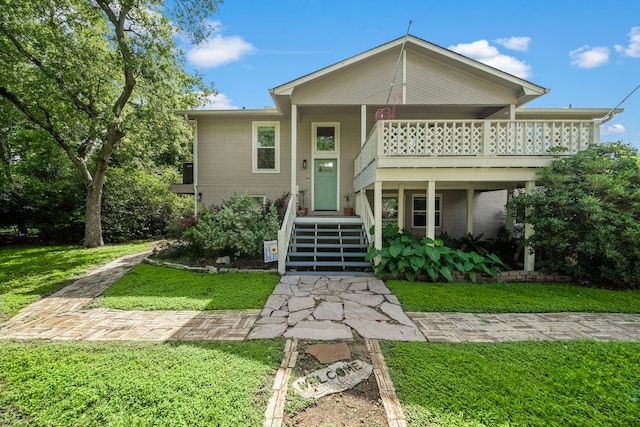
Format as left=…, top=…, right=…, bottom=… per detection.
left=253, top=122, right=279, bottom=173
left=312, top=122, right=339, bottom=154
left=412, top=195, right=441, bottom=228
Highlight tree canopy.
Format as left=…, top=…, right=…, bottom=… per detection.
left=0, top=0, right=220, bottom=246
left=509, top=142, right=640, bottom=289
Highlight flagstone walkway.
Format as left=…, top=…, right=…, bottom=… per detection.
left=1, top=253, right=639, bottom=343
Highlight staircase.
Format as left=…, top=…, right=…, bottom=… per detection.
left=285, top=216, right=373, bottom=274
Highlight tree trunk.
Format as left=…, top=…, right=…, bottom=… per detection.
left=83, top=182, right=104, bottom=248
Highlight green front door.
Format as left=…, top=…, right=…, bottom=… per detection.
left=314, top=159, right=338, bottom=210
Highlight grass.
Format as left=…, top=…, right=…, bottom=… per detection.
left=0, top=242, right=152, bottom=320
left=382, top=340, right=640, bottom=427
left=386, top=280, right=640, bottom=313
left=0, top=339, right=283, bottom=427
left=91, top=264, right=279, bottom=311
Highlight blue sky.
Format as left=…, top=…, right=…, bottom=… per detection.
left=179, top=0, right=640, bottom=148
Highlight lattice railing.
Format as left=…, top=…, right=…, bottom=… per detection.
left=355, top=119, right=597, bottom=177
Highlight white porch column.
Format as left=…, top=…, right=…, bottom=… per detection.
left=524, top=180, right=536, bottom=271
left=427, top=181, right=436, bottom=240
left=291, top=104, right=297, bottom=194
left=375, top=181, right=383, bottom=251
left=466, top=184, right=474, bottom=235
left=361, top=105, right=367, bottom=147
left=397, top=184, right=405, bottom=230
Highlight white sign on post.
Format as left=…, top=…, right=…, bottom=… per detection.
left=264, top=240, right=278, bottom=263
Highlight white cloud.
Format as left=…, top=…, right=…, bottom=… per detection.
left=495, top=36, right=532, bottom=52
left=602, top=123, right=626, bottom=135
left=448, top=39, right=532, bottom=79
left=186, top=23, right=255, bottom=68
left=615, top=26, right=640, bottom=58
left=569, top=46, right=609, bottom=68
left=195, top=93, right=239, bottom=110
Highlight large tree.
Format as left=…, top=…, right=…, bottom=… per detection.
left=0, top=0, right=218, bottom=247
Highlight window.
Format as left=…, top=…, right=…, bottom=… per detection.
left=312, top=123, right=339, bottom=154
left=412, top=195, right=441, bottom=228
left=253, top=122, right=279, bottom=172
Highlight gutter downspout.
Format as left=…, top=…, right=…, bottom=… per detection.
left=184, top=114, right=198, bottom=215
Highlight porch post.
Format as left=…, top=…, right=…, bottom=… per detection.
left=291, top=104, right=298, bottom=195
left=524, top=180, right=536, bottom=271
left=397, top=184, right=405, bottom=230
left=361, top=105, right=367, bottom=147
left=427, top=181, right=436, bottom=240
left=375, top=180, right=383, bottom=251
left=466, top=184, right=474, bottom=236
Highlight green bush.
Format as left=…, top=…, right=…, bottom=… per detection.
left=180, top=193, right=281, bottom=259
left=509, top=142, right=640, bottom=289
left=366, top=224, right=506, bottom=282
left=101, top=166, right=193, bottom=243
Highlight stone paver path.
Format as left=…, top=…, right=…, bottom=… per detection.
left=2, top=255, right=640, bottom=344
left=248, top=275, right=425, bottom=341
left=410, top=312, right=640, bottom=343
left=0, top=253, right=257, bottom=341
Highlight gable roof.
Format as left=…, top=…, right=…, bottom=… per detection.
left=269, top=34, right=548, bottom=114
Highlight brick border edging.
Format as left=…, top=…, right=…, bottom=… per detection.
left=143, top=256, right=279, bottom=275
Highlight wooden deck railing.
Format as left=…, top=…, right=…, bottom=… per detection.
left=355, top=119, right=598, bottom=176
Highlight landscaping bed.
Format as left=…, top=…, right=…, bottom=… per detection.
left=284, top=338, right=388, bottom=427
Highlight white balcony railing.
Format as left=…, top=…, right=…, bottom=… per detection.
left=355, top=119, right=598, bottom=176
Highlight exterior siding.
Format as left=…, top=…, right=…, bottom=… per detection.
left=373, top=189, right=507, bottom=239
left=295, top=107, right=362, bottom=211
left=291, top=50, right=398, bottom=105
left=196, top=116, right=291, bottom=207
left=406, top=49, right=518, bottom=105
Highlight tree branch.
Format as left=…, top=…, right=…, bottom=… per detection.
left=0, top=86, right=93, bottom=186
left=0, top=24, right=99, bottom=120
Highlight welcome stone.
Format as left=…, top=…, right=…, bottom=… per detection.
left=292, top=359, right=373, bottom=399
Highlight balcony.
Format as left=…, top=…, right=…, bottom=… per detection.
left=354, top=120, right=598, bottom=178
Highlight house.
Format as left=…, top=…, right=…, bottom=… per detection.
left=172, top=35, right=620, bottom=274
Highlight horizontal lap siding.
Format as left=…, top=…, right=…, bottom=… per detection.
left=406, top=50, right=517, bottom=105
left=296, top=108, right=361, bottom=211
left=197, top=117, right=291, bottom=207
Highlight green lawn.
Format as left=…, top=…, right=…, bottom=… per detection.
left=382, top=340, right=640, bottom=427
left=386, top=280, right=640, bottom=313
left=0, top=242, right=151, bottom=320
left=92, top=264, right=279, bottom=311
left=0, top=340, right=283, bottom=427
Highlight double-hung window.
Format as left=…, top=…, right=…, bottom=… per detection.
left=253, top=122, right=279, bottom=173
left=412, top=195, right=441, bottom=228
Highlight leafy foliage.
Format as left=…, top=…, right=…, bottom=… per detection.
left=101, top=166, right=192, bottom=242
left=366, top=224, right=506, bottom=282
left=0, top=0, right=219, bottom=246
left=509, top=142, right=640, bottom=289
left=180, top=193, right=282, bottom=259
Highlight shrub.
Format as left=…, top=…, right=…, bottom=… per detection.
left=366, top=224, right=507, bottom=282
left=101, top=166, right=193, bottom=243
left=509, top=142, right=640, bottom=289
left=180, top=193, right=281, bottom=259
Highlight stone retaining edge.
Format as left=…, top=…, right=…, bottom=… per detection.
left=142, top=257, right=279, bottom=275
